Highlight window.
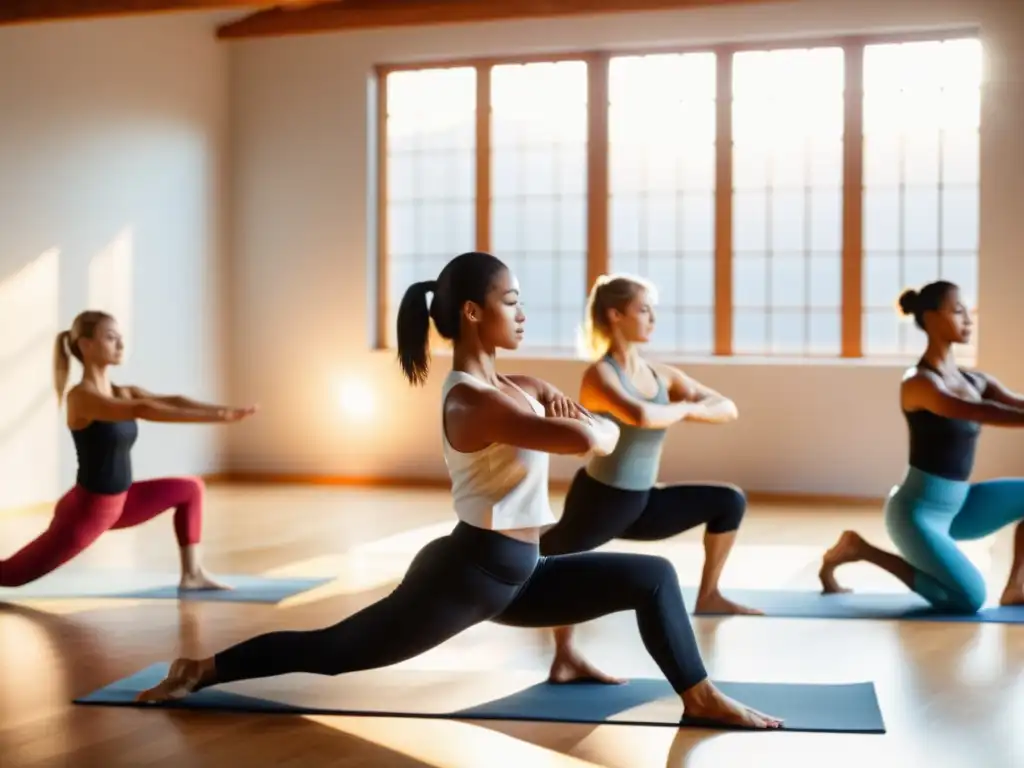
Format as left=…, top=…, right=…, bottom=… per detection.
left=382, top=67, right=477, bottom=342
left=608, top=53, right=717, bottom=355
left=376, top=32, right=981, bottom=361
left=861, top=38, right=982, bottom=361
left=490, top=60, right=589, bottom=351
left=731, top=46, right=845, bottom=356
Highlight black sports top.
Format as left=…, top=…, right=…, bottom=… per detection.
left=903, top=360, right=984, bottom=482
left=71, top=419, right=139, bottom=494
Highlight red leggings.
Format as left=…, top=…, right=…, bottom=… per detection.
left=0, top=476, right=204, bottom=588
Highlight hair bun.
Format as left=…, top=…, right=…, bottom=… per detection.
left=897, top=289, right=919, bottom=316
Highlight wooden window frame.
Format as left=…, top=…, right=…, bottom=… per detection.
left=374, top=27, right=979, bottom=356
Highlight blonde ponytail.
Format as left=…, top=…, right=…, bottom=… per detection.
left=53, top=310, right=116, bottom=405
left=53, top=330, right=72, bottom=405
left=577, top=273, right=654, bottom=360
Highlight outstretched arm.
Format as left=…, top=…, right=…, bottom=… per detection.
left=905, top=372, right=1024, bottom=426
left=123, top=385, right=237, bottom=416
left=69, top=389, right=247, bottom=425
left=974, top=372, right=1024, bottom=410
left=660, top=366, right=738, bottom=424
left=445, top=384, right=618, bottom=457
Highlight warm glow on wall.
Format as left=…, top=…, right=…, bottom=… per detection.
left=336, top=375, right=375, bottom=422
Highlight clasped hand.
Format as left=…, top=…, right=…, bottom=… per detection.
left=542, top=393, right=592, bottom=423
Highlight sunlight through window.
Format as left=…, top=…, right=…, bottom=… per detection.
left=490, top=60, right=589, bottom=351
left=731, top=46, right=845, bottom=356
left=608, top=53, right=717, bottom=355
left=385, top=67, right=477, bottom=344
left=861, top=38, right=982, bottom=361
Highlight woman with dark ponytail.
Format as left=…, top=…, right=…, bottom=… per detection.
left=138, top=251, right=782, bottom=731
left=820, top=281, right=1024, bottom=612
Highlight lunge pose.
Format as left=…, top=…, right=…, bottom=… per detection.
left=136, top=252, right=781, bottom=730
left=821, top=281, right=1024, bottom=612
left=0, top=310, right=257, bottom=589
left=539, top=274, right=760, bottom=685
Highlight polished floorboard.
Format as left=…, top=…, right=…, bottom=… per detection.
left=1, top=483, right=1022, bottom=767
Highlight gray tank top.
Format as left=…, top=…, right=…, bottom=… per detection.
left=585, top=355, right=671, bottom=491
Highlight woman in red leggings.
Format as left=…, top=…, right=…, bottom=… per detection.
left=0, top=310, right=257, bottom=590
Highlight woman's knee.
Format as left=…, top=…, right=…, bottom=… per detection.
left=706, top=484, right=746, bottom=534
left=635, top=554, right=680, bottom=589
left=942, top=580, right=987, bottom=613
left=182, top=475, right=206, bottom=500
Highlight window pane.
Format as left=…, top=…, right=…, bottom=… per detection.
left=808, top=311, right=842, bottom=355
left=809, top=188, right=842, bottom=252
left=682, top=253, right=714, bottom=309
left=903, top=185, right=940, bottom=251
left=383, top=68, right=476, bottom=345
left=808, top=254, right=842, bottom=309
left=734, top=190, right=768, bottom=253
left=681, top=193, right=714, bottom=252
left=770, top=255, right=806, bottom=309
left=733, top=255, right=767, bottom=308
left=490, top=60, right=588, bottom=351
left=862, top=252, right=902, bottom=310
left=861, top=38, right=982, bottom=358
left=770, top=310, right=807, bottom=354
left=644, top=195, right=679, bottom=252
left=863, top=187, right=901, bottom=252
left=607, top=52, right=718, bottom=355
left=680, top=310, right=715, bottom=355
left=771, top=189, right=806, bottom=252
left=731, top=46, right=842, bottom=357
left=733, top=309, right=768, bottom=354
left=942, top=186, right=979, bottom=251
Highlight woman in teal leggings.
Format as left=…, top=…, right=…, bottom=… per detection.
left=819, top=280, right=1024, bottom=612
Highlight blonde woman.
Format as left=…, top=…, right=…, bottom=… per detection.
left=539, top=275, right=759, bottom=686
left=0, top=310, right=256, bottom=589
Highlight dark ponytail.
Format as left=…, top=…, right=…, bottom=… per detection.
left=395, top=251, right=509, bottom=386
left=396, top=280, right=438, bottom=386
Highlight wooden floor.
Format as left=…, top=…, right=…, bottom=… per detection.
left=2, top=484, right=1022, bottom=767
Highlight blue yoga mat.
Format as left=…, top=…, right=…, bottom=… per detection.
left=75, top=663, right=885, bottom=734
left=685, top=586, right=1024, bottom=624
left=0, top=573, right=334, bottom=604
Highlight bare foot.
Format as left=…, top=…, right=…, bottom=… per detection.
left=695, top=590, right=764, bottom=616
left=682, top=680, right=783, bottom=729
left=999, top=585, right=1024, bottom=606
left=179, top=570, right=232, bottom=591
left=548, top=651, right=626, bottom=685
left=819, top=530, right=863, bottom=594
left=136, top=658, right=207, bottom=703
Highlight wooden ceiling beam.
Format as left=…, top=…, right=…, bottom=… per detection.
left=0, top=0, right=266, bottom=28
left=217, top=0, right=774, bottom=40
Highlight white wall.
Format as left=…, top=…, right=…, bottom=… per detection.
left=0, top=13, right=230, bottom=509
left=224, top=0, right=1024, bottom=499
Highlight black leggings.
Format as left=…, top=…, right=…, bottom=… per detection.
left=212, top=521, right=708, bottom=694
left=541, top=469, right=746, bottom=557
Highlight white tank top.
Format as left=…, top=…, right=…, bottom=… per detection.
left=440, top=370, right=556, bottom=531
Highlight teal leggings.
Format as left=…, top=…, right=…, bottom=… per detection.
left=884, top=467, right=1024, bottom=613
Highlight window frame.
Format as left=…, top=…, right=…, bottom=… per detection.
left=374, top=27, right=981, bottom=359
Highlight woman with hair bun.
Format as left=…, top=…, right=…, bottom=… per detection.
left=820, top=281, right=1024, bottom=612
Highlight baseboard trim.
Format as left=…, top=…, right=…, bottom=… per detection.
left=206, top=472, right=885, bottom=508
left=0, top=472, right=883, bottom=518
